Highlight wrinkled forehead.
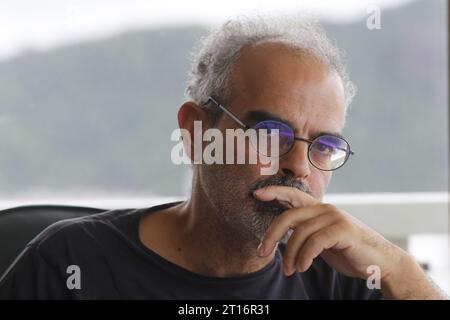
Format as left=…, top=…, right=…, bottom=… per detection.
left=228, top=43, right=347, bottom=133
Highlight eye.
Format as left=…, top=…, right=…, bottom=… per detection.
left=309, top=135, right=352, bottom=170
left=314, top=142, right=335, bottom=155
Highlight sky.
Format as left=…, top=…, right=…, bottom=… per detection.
left=0, top=0, right=416, bottom=62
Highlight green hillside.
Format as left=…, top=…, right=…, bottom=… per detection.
left=0, top=0, right=447, bottom=197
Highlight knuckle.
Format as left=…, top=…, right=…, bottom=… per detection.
left=295, top=220, right=312, bottom=231
left=321, top=203, right=344, bottom=221
left=295, top=219, right=316, bottom=235
left=279, top=210, right=297, bottom=228
left=293, top=222, right=307, bottom=234
left=308, top=233, right=322, bottom=247
left=330, top=210, right=343, bottom=222
left=321, top=203, right=337, bottom=213
left=341, top=219, right=358, bottom=233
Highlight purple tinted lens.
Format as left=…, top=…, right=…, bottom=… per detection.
left=315, top=135, right=348, bottom=152
left=311, top=135, right=349, bottom=170
left=253, top=120, right=294, bottom=155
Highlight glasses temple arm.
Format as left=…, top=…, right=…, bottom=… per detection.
left=206, top=97, right=248, bottom=129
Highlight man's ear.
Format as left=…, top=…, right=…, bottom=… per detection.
left=177, top=101, right=208, bottom=162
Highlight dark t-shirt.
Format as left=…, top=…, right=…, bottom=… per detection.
left=0, top=201, right=382, bottom=299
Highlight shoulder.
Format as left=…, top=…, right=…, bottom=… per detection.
left=0, top=208, right=142, bottom=299
left=28, top=208, right=142, bottom=256
left=26, top=201, right=183, bottom=257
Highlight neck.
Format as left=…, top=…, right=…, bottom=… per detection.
left=174, top=179, right=276, bottom=277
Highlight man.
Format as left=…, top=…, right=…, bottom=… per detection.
left=0, top=15, right=446, bottom=299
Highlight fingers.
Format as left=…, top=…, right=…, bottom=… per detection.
left=294, top=225, right=342, bottom=273
left=253, top=185, right=348, bottom=277
left=253, top=185, right=320, bottom=208
left=282, top=212, right=339, bottom=275
left=257, top=204, right=333, bottom=257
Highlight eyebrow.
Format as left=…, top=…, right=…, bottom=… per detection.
left=243, top=110, right=344, bottom=140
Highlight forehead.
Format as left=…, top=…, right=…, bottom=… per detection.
left=228, top=43, right=346, bottom=134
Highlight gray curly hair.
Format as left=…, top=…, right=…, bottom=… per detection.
left=185, top=14, right=355, bottom=124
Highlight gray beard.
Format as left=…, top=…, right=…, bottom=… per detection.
left=216, top=173, right=312, bottom=248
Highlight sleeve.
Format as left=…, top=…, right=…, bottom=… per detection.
left=0, top=244, right=71, bottom=299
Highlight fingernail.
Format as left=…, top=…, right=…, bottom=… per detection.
left=253, top=188, right=264, bottom=196
left=257, top=242, right=266, bottom=256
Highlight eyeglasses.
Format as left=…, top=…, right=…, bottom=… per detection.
left=202, top=96, right=354, bottom=171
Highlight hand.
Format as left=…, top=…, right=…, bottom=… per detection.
left=253, top=185, right=447, bottom=299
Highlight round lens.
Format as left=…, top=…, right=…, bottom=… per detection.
left=309, top=135, right=350, bottom=170
left=251, top=120, right=294, bottom=157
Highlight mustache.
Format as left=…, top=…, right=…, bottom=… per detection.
left=248, top=173, right=312, bottom=197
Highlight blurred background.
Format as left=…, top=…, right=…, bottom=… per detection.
left=0, top=0, right=448, bottom=294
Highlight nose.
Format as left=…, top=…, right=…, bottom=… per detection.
left=279, top=141, right=311, bottom=180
